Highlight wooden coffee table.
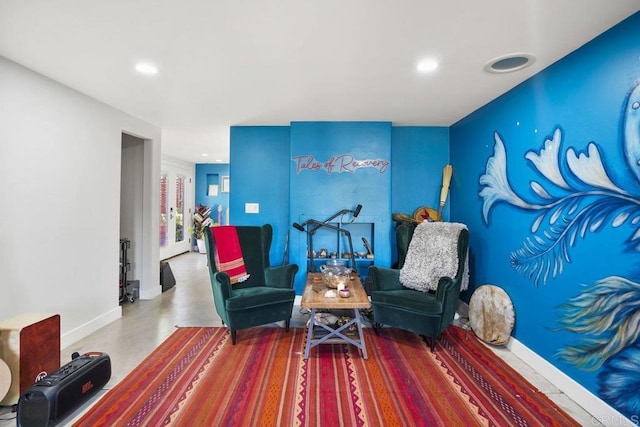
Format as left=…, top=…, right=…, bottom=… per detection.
left=301, top=273, right=371, bottom=359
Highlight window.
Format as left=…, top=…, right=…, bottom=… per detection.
left=175, top=175, right=185, bottom=243
left=160, top=173, right=168, bottom=247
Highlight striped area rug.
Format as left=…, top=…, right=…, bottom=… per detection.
left=74, top=326, right=578, bottom=426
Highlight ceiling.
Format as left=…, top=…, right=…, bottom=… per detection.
left=1, top=1, right=638, bottom=164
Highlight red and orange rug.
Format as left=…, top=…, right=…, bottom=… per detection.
left=74, top=326, right=578, bottom=426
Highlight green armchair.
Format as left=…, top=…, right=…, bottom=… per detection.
left=368, top=223, right=469, bottom=351
left=204, top=224, right=298, bottom=344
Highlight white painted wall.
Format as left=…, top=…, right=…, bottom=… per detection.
left=0, top=57, right=161, bottom=348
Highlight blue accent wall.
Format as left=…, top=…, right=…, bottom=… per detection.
left=391, top=126, right=450, bottom=264
left=229, top=121, right=451, bottom=294
left=450, top=12, right=640, bottom=419
left=195, top=163, right=229, bottom=220
left=226, top=123, right=457, bottom=293
left=194, top=163, right=229, bottom=250
left=288, top=122, right=393, bottom=292
left=391, top=126, right=449, bottom=215
left=229, top=126, right=291, bottom=266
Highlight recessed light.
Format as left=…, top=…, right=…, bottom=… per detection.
left=484, top=53, right=535, bottom=73
left=201, top=153, right=209, bottom=157
left=135, top=62, right=158, bottom=75
left=417, top=58, right=439, bottom=73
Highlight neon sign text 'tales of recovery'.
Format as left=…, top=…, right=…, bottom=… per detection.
left=291, top=153, right=390, bottom=174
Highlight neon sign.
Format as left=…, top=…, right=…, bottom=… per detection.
left=291, top=153, right=390, bottom=174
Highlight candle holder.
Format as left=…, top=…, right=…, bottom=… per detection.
left=339, top=288, right=351, bottom=298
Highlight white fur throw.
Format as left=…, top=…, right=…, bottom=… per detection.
left=400, top=221, right=469, bottom=292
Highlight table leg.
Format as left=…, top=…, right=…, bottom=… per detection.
left=303, top=308, right=369, bottom=360
left=354, top=308, right=368, bottom=360
left=304, top=308, right=316, bottom=359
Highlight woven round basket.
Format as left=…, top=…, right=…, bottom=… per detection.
left=413, top=206, right=441, bottom=222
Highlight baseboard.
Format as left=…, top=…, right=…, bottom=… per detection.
left=457, top=300, right=634, bottom=425
left=506, top=337, right=633, bottom=425
left=61, top=307, right=122, bottom=349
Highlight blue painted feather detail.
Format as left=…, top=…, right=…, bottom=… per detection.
left=479, top=86, right=640, bottom=286
left=556, top=276, right=640, bottom=370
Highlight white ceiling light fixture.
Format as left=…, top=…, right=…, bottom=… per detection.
left=416, top=58, right=439, bottom=73
left=484, top=53, right=536, bottom=73
left=135, top=62, right=158, bottom=76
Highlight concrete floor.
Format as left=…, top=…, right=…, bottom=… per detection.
left=0, top=251, right=598, bottom=426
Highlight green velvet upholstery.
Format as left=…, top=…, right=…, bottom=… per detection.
left=369, top=226, right=469, bottom=351
left=395, top=222, right=417, bottom=269
left=204, top=224, right=298, bottom=344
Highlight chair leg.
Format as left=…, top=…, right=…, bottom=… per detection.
left=420, top=335, right=436, bottom=351
left=285, top=319, right=290, bottom=332
left=230, top=330, right=237, bottom=345
left=373, top=322, right=381, bottom=335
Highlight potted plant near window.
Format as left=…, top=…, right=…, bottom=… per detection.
left=190, top=204, right=212, bottom=254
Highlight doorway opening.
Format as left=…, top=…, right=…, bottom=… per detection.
left=120, top=134, right=145, bottom=303
left=160, top=158, right=194, bottom=260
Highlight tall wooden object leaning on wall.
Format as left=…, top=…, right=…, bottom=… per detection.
left=412, top=164, right=453, bottom=223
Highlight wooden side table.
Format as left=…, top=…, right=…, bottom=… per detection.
left=0, top=313, right=60, bottom=405
left=301, top=273, right=371, bottom=359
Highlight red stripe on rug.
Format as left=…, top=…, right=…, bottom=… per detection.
left=73, top=326, right=579, bottom=427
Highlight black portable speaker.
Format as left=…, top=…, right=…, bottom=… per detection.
left=17, top=352, right=111, bottom=427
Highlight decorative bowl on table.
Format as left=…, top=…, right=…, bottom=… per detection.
left=319, top=260, right=351, bottom=289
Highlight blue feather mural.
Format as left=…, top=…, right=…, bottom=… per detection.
left=478, top=79, right=640, bottom=419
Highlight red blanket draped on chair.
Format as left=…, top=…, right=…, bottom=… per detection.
left=211, top=226, right=250, bottom=284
